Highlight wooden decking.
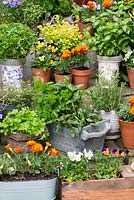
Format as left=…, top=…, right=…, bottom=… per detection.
left=62, top=188, right=134, bottom=200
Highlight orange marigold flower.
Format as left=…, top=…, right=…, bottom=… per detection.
left=5, top=144, right=12, bottom=150
left=87, top=1, right=96, bottom=11
left=26, top=140, right=36, bottom=148
left=14, top=146, right=21, bottom=153
left=128, top=96, right=134, bottom=105
left=61, top=50, right=71, bottom=59
left=129, top=106, right=134, bottom=115
left=102, top=0, right=112, bottom=8
left=32, top=143, right=43, bottom=153
left=45, top=142, right=51, bottom=147
left=73, top=45, right=88, bottom=54
left=48, top=148, right=60, bottom=156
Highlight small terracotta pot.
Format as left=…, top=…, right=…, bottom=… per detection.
left=127, top=68, right=134, bottom=89
left=32, top=68, right=51, bottom=83
left=119, top=119, right=134, bottom=149
left=71, top=67, right=92, bottom=90
left=78, top=21, right=94, bottom=37
left=54, top=71, right=72, bottom=83
left=74, top=0, right=88, bottom=5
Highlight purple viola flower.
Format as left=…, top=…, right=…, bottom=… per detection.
left=3, top=0, right=21, bottom=8
left=125, top=149, right=129, bottom=154
left=102, top=146, right=108, bottom=152
left=112, top=148, right=118, bottom=154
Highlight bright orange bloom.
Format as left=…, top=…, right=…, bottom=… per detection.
left=48, top=148, right=60, bottom=156
left=87, top=1, right=96, bottom=11
left=128, top=96, right=134, bottom=105
left=45, top=142, right=51, bottom=147
left=72, top=45, right=88, bottom=55
left=61, top=50, right=71, bottom=59
left=26, top=140, right=36, bottom=148
left=129, top=106, right=134, bottom=115
left=102, top=0, right=112, bottom=8
left=5, top=144, right=12, bottom=150
left=32, top=143, right=43, bottom=153
left=14, top=146, right=21, bottom=153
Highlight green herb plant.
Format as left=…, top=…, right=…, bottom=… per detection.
left=0, top=107, right=46, bottom=139
left=0, top=23, right=37, bottom=59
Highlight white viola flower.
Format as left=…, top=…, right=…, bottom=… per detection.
left=75, top=152, right=83, bottom=162
left=124, top=50, right=133, bottom=61
left=67, top=151, right=83, bottom=162
left=83, top=148, right=93, bottom=160
left=67, top=151, right=77, bottom=161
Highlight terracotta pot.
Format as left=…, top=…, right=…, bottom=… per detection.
left=71, top=67, right=92, bottom=90
left=119, top=119, right=134, bottom=149
left=78, top=21, right=94, bottom=37
left=127, top=68, right=134, bottom=89
left=54, top=71, right=72, bottom=83
left=32, top=68, right=51, bottom=83
left=74, top=0, right=88, bottom=6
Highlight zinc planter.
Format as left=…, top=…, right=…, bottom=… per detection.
left=48, top=120, right=110, bottom=152
left=99, top=110, right=120, bottom=140
left=97, top=55, right=122, bottom=80
left=0, top=177, right=57, bottom=200
left=0, top=59, right=23, bottom=88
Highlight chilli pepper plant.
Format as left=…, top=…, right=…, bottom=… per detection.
left=0, top=141, right=60, bottom=181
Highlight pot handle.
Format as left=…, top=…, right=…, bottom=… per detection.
left=81, top=122, right=110, bottom=141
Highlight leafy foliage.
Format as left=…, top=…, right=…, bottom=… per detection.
left=0, top=141, right=60, bottom=179
left=0, top=107, right=46, bottom=138
left=84, top=1, right=134, bottom=56
left=90, top=75, right=125, bottom=112
left=0, top=23, right=37, bottom=59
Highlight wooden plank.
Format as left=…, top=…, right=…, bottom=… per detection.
left=62, top=189, right=134, bottom=200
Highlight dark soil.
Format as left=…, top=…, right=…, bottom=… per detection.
left=0, top=172, right=56, bottom=182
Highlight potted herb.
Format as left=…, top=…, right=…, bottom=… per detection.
left=0, top=83, right=32, bottom=121
left=31, top=81, right=108, bottom=152
left=118, top=96, right=134, bottom=149
left=84, top=1, right=133, bottom=80
left=0, top=107, right=47, bottom=147
left=90, top=74, right=125, bottom=139
left=0, top=22, right=37, bottom=87
left=0, top=141, right=60, bottom=200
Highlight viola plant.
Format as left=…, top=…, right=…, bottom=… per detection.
left=60, top=149, right=93, bottom=182
left=32, top=40, right=58, bottom=71
left=93, top=147, right=128, bottom=179
left=0, top=141, right=60, bottom=180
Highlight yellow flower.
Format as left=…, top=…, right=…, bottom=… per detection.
left=39, top=56, right=45, bottom=61
left=37, top=25, right=43, bottom=31
left=45, top=142, right=51, bottom=147
left=50, top=60, right=55, bottom=65
left=27, top=160, right=32, bottom=167
left=36, top=41, right=44, bottom=51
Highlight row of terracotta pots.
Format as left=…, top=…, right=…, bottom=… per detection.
left=32, top=67, right=92, bottom=90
